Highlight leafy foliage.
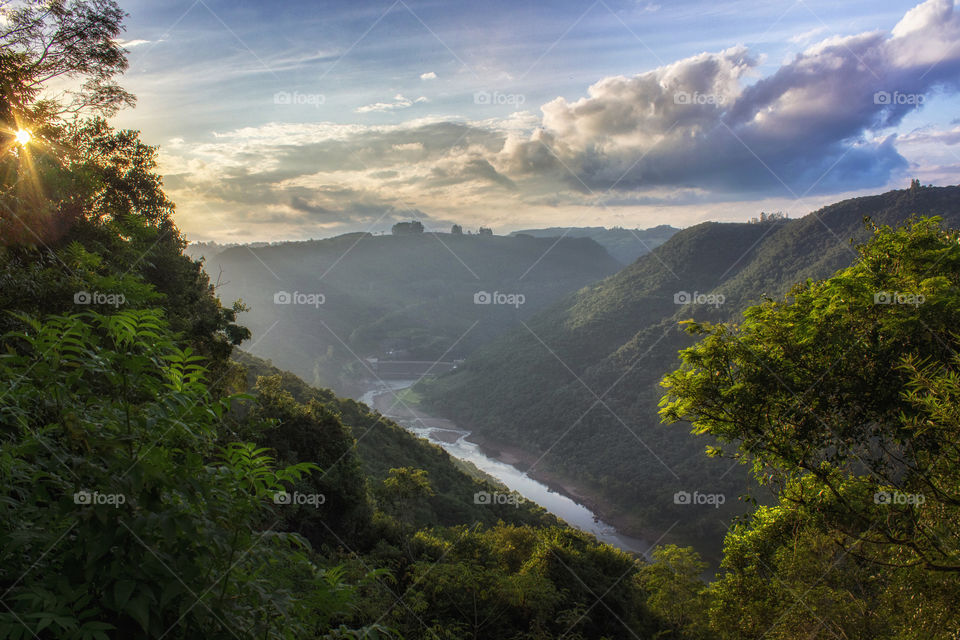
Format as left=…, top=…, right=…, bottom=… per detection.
left=418, top=185, right=960, bottom=555
left=0, top=311, right=375, bottom=638
left=661, top=218, right=960, bottom=637
left=0, top=0, right=134, bottom=121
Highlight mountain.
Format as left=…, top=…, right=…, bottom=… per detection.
left=183, top=240, right=269, bottom=263
left=204, top=231, right=622, bottom=394
left=415, top=184, right=960, bottom=557
left=510, top=225, right=679, bottom=264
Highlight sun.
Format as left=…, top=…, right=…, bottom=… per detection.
left=14, top=129, right=32, bottom=146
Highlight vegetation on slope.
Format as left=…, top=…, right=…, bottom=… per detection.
left=661, top=218, right=960, bottom=638
left=0, top=3, right=688, bottom=637
left=417, top=184, right=960, bottom=555
left=510, top=224, right=679, bottom=264
left=204, top=230, right=622, bottom=394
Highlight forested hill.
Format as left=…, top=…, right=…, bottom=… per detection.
left=203, top=231, right=621, bottom=393
left=416, top=184, right=960, bottom=555
left=510, top=224, right=679, bottom=264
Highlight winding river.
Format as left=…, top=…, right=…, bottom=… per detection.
left=359, top=380, right=651, bottom=558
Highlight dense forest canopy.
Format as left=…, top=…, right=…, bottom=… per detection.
left=2, top=1, right=960, bottom=638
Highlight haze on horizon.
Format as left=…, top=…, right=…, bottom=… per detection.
left=110, top=0, right=960, bottom=242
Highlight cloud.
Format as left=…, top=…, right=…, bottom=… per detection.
left=356, top=94, right=429, bottom=113
left=114, top=38, right=150, bottom=48
left=288, top=196, right=430, bottom=224
left=420, top=71, right=437, bottom=80
left=788, top=26, right=829, bottom=44
left=162, top=0, right=960, bottom=241
left=496, top=0, right=960, bottom=196
left=158, top=118, right=514, bottom=237
left=900, top=125, right=960, bottom=145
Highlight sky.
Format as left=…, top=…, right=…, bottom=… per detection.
left=110, top=0, right=960, bottom=242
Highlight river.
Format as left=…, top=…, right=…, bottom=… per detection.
left=359, top=380, right=651, bottom=558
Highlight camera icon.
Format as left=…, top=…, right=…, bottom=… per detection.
left=873, top=91, right=891, bottom=105
left=474, top=90, right=491, bottom=105
left=274, top=291, right=292, bottom=305
left=673, top=291, right=692, bottom=304
left=873, top=491, right=892, bottom=504
left=273, top=491, right=292, bottom=505
left=874, top=291, right=893, bottom=305
left=673, top=490, right=691, bottom=505
left=474, top=491, right=492, bottom=504
left=274, top=91, right=292, bottom=105
left=674, top=91, right=691, bottom=105
left=74, top=291, right=91, bottom=305
left=73, top=490, right=92, bottom=504
left=474, top=291, right=492, bottom=305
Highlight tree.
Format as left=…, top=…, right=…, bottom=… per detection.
left=377, top=467, right=434, bottom=528
left=0, top=310, right=387, bottom=638
left=660, top=217, right=960, bottom=572
left=391, top=220, right=424, bottom=235
left=638, top=545, right=710, bottom=639
left=376, top=467, right=434, bottom=559
left=0, top=0, right=135, bottom=123
left=450, top=224, right=462, bottom=235
left=478, top=226, right=492, bottom=236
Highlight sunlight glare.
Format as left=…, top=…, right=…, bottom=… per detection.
left=14, top=129, right=31, bottom=146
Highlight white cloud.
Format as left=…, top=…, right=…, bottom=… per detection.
left=420, top=71, right=437, bottom=80
left=788, top=26, right=828, bottom=44
left=114, top=38, right=151, bottom=48
left=355, top=94, right=429, bottom=113
left=899, top=125, right=960, bottom=145
left=497, top=0, right=960, bottom=195
left=161, top=0, right=960, bottom=241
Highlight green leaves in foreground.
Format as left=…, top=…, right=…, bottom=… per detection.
left=660, top=218, right=960, bottom=637
left=0, top=310, right=376, bottom=639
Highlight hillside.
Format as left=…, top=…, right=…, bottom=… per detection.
left=204, top=231, right=622, bottom=394
left=232, top=350, right=559, bottom=531
left=416, top=184, right=960, bottom=556
left=510, top=224, right=679, bottom=264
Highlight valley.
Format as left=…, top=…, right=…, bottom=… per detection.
left=358, top=380, right=653, bottom=557
left=6, top=0, right=960, bottom=634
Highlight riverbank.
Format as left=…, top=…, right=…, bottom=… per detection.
left=462, top=431, right=659, bottom=543
left=367, top=383, right=659, bottom=552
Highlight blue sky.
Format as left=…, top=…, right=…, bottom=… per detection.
left=111, top=0, right=960, bottom=241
